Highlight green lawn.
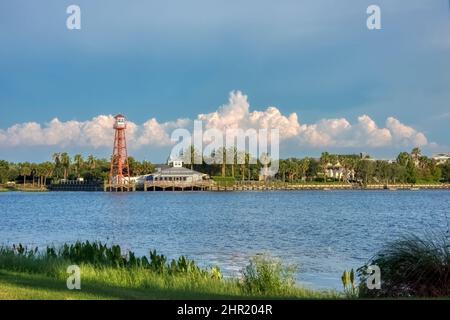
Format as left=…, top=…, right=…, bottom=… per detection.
left=0, top=242, right=338, bottom=300
left=0, top=269, right=246, bottom=300
left=0, top=267, right=336, bottom=300
left=0, top=270, right=111, bottom=300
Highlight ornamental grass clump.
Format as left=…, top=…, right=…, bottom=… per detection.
left=358, top=234, right=450, bottom=298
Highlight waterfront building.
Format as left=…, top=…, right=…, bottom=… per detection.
left=132, top=157, right=210, bottom=189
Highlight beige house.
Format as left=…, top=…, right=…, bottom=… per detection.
left=325, top=162, right=355, bottom=181
left=432, top=153, right=450, bottom=165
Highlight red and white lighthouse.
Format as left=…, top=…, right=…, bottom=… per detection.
left=109, top=114, right=131, bottom=186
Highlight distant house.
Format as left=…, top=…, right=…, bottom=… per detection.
left=325, top=162, right=343, bottom=180
left=325, top=162, right=355, bottom=181
left=432, top=153, right=450, bottom=165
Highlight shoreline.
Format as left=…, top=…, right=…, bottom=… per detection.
left=2, top=183, right=450, bottom=193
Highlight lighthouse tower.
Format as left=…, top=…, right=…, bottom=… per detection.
left=108, top=114, right=131, bottom=190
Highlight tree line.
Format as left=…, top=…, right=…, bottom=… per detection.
left=0, top=153, right=155, bottom=186
left=0, top=148, right=449, bottom=186
left=190, top=147, right=449, bottom=184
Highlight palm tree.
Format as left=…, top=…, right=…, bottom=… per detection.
left=30, top=163, right=37, bottom=186
left=396, top=152, right=411, bottom=167
left=341, top=157, right=357, bottom=183
left=237, top=150, right=247, bottom=181
left=246, top=153, right=252, bottom=181
left=35, top=163, right=46, bottom=188
left=42, top=162, right=54, bottom=186
left=320, top=152, right=331, bottom=182
left=19, top=163, right=31, bottom=185
left=52, top=153, right=61, bottom=178
left=73, top=154, right=84, bottom=178
left=60, top=152, right=71, bottom=180
left=299, top=158, right=310, bottom=181
left=52, top=152, right=61, bottom=165
left=228, top=147, right=237, bottom=178
left=87, top=155, right=96, bottom=170
left=216, top=147, right=227, bottom=177
left=411, top=147, right=422, bottom=167
left=286, top=158, right=300, bottom=182
left=182, top=145, right=201, bottom=170
left=258, top=153, right=269, bottom=182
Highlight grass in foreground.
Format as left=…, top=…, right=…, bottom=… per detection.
left=0, top=242, right=337, bottom=300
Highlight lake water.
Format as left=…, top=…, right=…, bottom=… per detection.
left=1, top=190, right=449, bottom=290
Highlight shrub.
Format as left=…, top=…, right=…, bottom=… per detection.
left=212, top=176, right=236, bottom=187
left=1, top=242, right=220, bottom=280
left=358, top=234, right=450, bottom=298
left=149, top=250, right=167, bottom=273
left=241, top=254, right=297, bottom=295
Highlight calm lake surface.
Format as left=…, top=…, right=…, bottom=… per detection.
left=1, top=190, right=449, bottom=290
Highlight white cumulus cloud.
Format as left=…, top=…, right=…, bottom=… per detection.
left=0, top=91, right=429, bottom=151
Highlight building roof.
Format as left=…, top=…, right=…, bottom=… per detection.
left=154, top=166, right=207, bottom=177
left=433, top=153, right=450, bottom=158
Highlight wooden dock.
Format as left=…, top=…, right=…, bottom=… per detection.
left=104, top=182, right=136, bottom=192
left=142, top=181, right=356, bottom=191
left=144, top=181, right=211, bottom=191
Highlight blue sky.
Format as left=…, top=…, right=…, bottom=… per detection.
left=0, top=0, right=449, bottom=163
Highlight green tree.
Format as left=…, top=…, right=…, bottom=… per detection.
left=19, top=163, right=32, bottom=185
left=441, top=160, right=450, bottom=182
left=87, top=154, right=96, bottom=170
left=411, top=147, right=421, bottom=166
left=52, top=152, right=61, bottom=179
left=0, top=160, right=9, bottom=184
left=356, top=160, right=375, bottom=185
left=278, top=159, right=288, bottom=182
left=182, top=145, right=202, bottom=170
left=298, top=158, right=310, bottom=181
left=140, top=161, right=155, bottom=175
left=7, top=163, right=19, bottom=183
left=73, top=154, right=84, bottom=178
left=128, top=156, right=138, bottom=176
left=375, top=160, right=390, bottom=185
left=60, top=152, right=71, bottom=180
left=42, top=162, right=54, bottom=186
left=227, top=147, right=237, bottom=178
left=396, top=152, right=411, bottom=167
left=236, top=151, right=248, bottom=181
left=35, top=163, right=46, bottom=187
left=319, top=152, right=331, bottom=182
left=215, top=147, right=227, bottom=177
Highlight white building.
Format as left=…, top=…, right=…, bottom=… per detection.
left=433, top=153, right=450, bottom=165
left=325, top=162, right=355, bottom=181
left=132, top=157, right=210, bottom=188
